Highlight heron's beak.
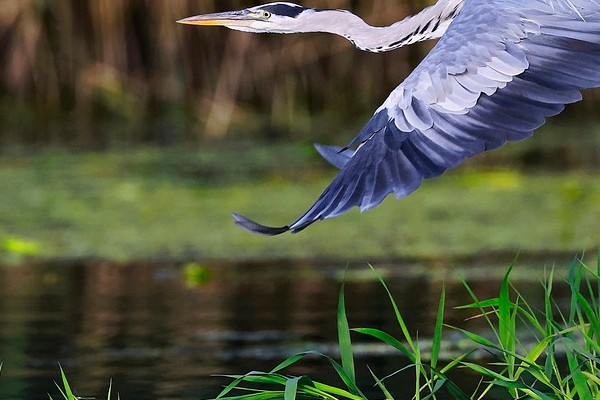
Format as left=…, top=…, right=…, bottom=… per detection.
left=177, top=10, right=254, bottom=27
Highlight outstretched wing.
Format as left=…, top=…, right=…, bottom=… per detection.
left=234, top=0, right=600, bottom=235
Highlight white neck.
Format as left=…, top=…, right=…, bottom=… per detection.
left=295, top=0, right=464, bottom=52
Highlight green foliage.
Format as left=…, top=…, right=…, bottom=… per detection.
left=211, top=355, right=364, bottom=400
left=210, top=258, right=600, bottom=400
left=455, top=258, right=599, bottom=399
left=49, top=366, right=116, bottom=400
left=51, top=366, right=76, bottom=400
left=337, top=282, right=357, bottom=387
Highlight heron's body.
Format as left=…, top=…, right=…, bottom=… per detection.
left=179, top=0, right=600, bottom=235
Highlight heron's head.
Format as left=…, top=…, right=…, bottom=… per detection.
left=177, top=2, right=332, bottom=34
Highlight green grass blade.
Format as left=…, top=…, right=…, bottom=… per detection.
left=544, top=267, right=557, bottom=339
left=428, top=364, right=470, bottom=400
left=450, top=327, right=498, bottom=348
left=366, top=264, right=433, bottom=399
left=216, top=374, right=340, bottom=400
left=367, top=366, right=394, bottom=400
left=57, top=365, right=75, bottom=400
left=421, top=380, right=445, bottom=400
left=367, top=264, right=416, bottom=351
left=581, top=332, right=600, bottom=354
left=480, top=378, right=528, bottom=391
left=597, top=251, right=600, bottom=313
left=459, top=278, right=500, bottom=340
left=215, top=391, right=286, bottom=400
left=295, top=377, right=336, bottom=400
left=582, top=371, right=600, bottom=386
left=454, top=298, right=499, bottom=309
left=53, top=381, right=67, bottom=399
left=520, top=389, right=554, bottom=400
left=107, top=378, right=113, bottom=400
left=431, top=284, right=445, bottom=370
left=452, top=326, right=546, bottom=375
left=324, top=357, right=366, bottom=399
left=498, top=264, right=516, bottom=377
left=458, top=297, right=546, bottom=335
left=312, top=381, right=364, bottom=400
left=441, top=378, right=470, bottom=400
left=568, top=259, right=583, bottom=325
left=515, top=336, right=551, bottom=379
left=460, top=361, right=512, bottom=382
left=215, top=373, right=274, bottom=399
left=494, top=382, right=554, bottom=400
left=337, top=282, right=355, bottom=384
left=576, top=292, right=599, bottom=335
left=351, top=328, right=414, bottom=362
left=270, top=353, right=309, bottom=373
left=521, top=363, right=560, bottom=391
left=217, top=354, right=365, bottom=400
left=234, top=374, right=288, bottom=385
left=509, top=284, right=545, bottom=335
left=439, top=350, right=474, bottom=374
left=566, top=350, right=594, bottom=400
left=413, top=348, right=422, bottom=400
left=284, top=377, right=300, bottom=400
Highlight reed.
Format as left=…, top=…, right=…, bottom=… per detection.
left=2, top=1, right=598, bottom=147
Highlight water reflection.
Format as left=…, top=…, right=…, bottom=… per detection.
left=0, top=256, right=581, bottom=399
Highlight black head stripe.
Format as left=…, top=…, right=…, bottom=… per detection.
left=258, top=3, right=305, bottom=18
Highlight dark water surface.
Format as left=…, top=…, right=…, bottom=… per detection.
left=0, top=256, right=583, bottom=399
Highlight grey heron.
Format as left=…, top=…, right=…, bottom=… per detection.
left=178, top=0, right=600, bottom=235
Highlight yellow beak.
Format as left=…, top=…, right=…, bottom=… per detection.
left=177, top=11, right=253, bottom=27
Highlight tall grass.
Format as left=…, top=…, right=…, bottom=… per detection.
left=2, top=0, right=599, bottom=147
left=210, top=258, right=599, bottom=399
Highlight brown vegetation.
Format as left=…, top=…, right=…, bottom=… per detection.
left=0, top=0, right=598, bottom=148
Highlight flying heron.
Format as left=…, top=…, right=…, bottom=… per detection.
left=178, top=0, right=600, bottom=235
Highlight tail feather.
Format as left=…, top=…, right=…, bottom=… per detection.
left=231, top=213, right=290, bottom=235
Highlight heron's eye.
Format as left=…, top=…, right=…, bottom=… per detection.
left=261, top=11, right=272, bottom=19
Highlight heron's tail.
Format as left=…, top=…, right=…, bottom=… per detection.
left=231, top=213, right=290, bottom=235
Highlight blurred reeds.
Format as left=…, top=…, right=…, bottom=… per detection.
left=1, top=0, right=599, bottom=149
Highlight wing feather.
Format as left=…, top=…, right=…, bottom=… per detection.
left=314, top=143, right=354, bottom=169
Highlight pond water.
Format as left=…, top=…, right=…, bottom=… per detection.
left=0, top=255, right=584, bottom=399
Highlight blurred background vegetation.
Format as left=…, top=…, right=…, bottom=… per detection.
left=1, top=0, right=599, bottom=262
left=2, top=0, right=598, bottom=149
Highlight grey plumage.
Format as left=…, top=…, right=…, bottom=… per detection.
left=180, top=0, right=600, bottom=235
